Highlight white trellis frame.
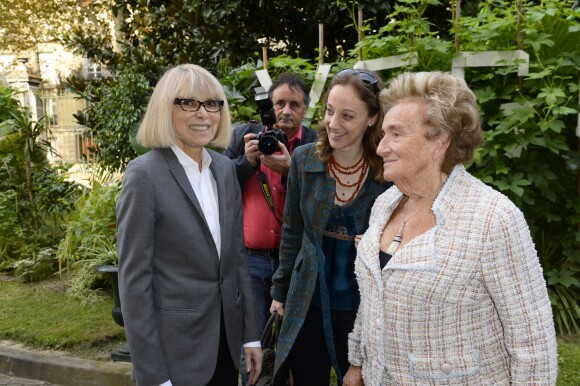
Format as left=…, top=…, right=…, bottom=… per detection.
left=453, top=49, right=530, bottom=136
left=451, top=50, right=529, bottom=79
left=255, top=52, right=419, bottom=125
left=353, top=52, right=419, bottom=72
left=304, top=64, right=332, bottom=122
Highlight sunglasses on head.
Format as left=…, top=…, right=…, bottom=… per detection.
left=336, top=68, right=380, bottom=94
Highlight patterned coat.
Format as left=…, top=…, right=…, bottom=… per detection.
left=349, top=164, right=558, bottom=385
left=271, top=143, right=387, bottom=382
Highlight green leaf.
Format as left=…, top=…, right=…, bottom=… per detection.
left=539, top=119, right=565, bottom=133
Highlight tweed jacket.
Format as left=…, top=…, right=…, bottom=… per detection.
left=271, top=143, right=388, bottom=382
left=350, top=164, right=558, bottom=385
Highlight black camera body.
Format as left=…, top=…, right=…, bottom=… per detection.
left=254, top=86, right=289, bottom=156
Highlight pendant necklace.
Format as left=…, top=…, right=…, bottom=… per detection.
left=384, top=188, right=440, bottom=256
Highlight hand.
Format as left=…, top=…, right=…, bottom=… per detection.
left=354, top=235, right=362, bottom=248
left=244, top=133, right=261, bottom=167
left=270, top=300, right=285, bottom=317
left=343, top=365, right=364, bottom=386
left=260, top=141, right=291, bottom=175
left=244, top=346, right=263, bottom=386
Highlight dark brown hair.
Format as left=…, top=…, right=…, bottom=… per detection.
left=315, top=69, right=385, bottom=182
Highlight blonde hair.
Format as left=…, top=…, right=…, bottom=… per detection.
left=379, top=72, right=482, bottom=174
left=136, top=64, right=232, bottom=149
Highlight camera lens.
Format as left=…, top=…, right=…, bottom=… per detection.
left=258, top=135, right=279, bottom=156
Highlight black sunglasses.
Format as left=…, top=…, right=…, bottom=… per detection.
left=336, top=69, right=380, bottom=94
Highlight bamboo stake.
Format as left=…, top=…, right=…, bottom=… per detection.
left=517, top=0, right=523, bottom=49
left=358, top=10, right=363, bottom=61
left=319, top=23, right=324, bottom=65
left=454, top=0, right=462, bottom=53
left=517, top=0, right=523, bottom=89
left=262, top=47, right=268, bottom=70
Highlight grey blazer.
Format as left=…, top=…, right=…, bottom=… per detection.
left=117, top=147, right=258, bottom=386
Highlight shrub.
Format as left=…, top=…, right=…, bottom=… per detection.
left=0, top=85, right=80, bottom=276
left=56, top=165, right=121, bottom=301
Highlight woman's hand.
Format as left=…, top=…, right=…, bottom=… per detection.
left=343, top=365, right=364, bottom=386
left=354, top=235, right=362, bottom=248
left=244, top=346, right=263, bottom=385
left=270, top=300, right=285, bottom=317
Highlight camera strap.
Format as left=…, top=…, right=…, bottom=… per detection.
left=249, top=121, right=284, bottom=223
left=256, top=164, right=284, bottom=224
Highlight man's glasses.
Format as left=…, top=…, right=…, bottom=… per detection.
left=336, top=69, right=380, bottom=94
left=174, top=98, right=224, bottom=113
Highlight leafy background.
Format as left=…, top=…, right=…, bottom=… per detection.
left=1, top=0, right=579, bottom=335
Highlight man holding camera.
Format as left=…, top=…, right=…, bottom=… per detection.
left=223, top=74, right=317, bottom=382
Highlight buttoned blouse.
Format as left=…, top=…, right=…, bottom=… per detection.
left=171, top=145, right=221, bottom=257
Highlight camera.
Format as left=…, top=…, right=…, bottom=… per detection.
left=254, top=86, right=289, bottom=156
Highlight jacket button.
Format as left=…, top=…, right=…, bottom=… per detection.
left=374, top=318, right=381, bottom=328
left=441, top=363, right=453, bottom=374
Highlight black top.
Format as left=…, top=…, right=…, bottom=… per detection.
left=379, top=250, right=392, bottom=270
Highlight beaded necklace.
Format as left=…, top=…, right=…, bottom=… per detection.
left=326, top=155, right=368, bottom=203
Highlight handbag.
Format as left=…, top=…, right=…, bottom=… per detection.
left=252, top=311, right=292, bottom=386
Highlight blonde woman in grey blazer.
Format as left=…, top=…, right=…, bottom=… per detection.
left=345, top=72, right=557, bottom=385
left=117, top=64, right=262, bottom=386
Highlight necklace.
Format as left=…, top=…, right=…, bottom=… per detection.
left=326, top=155, right=368, bottom=203
left=384, top=188, right=440, bottom=256
left=328, top=155, right=365, bottom=175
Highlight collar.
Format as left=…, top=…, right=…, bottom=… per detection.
left=170, top=144, right=212, bottom=170
left=431, top=163, right=464, bottom=226
left=288, top=125, right=303, bottom=142
left=286, top=125, right=304, bottom=151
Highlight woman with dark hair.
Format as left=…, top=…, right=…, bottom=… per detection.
left=269, top=69, right=390, bottom=386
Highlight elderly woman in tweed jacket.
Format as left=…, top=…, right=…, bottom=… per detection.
left=345, top=72, right=558, bottom=386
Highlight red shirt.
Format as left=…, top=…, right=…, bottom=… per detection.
left=242, top=127, right=304, bottom=249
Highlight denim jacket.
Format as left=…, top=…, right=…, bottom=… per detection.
left=271, top=143, right=388, bottom=382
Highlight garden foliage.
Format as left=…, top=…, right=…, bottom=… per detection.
left=0, top=86, right=80, bottom=279
left=6, top=0, right=578, bottom=331
left=56, top=165, right=121, bottom=303
left=352, top=0, right=580, bottom=334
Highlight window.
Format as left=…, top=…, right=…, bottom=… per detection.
left=84, top=58, right=102, bottom=79
left=45, top=96, right=58, bottom=126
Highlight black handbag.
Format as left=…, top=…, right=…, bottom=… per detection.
left=252, top=311, right=292, bottom=386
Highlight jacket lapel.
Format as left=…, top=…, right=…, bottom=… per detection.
left=381, top=166, right=464, bottom=272
left=208, top=151, right=227, bottom=259
left=160, top=148, right=212, bottom=234
left=381, top=187, right=438, bottom=272
left=358, top=192, right=399, bottom=275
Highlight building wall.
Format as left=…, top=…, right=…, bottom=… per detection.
left=41, top=92, right=92, bottom=164
left=1, top=43, right=109, bottom=164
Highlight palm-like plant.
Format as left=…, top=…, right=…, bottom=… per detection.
left=0, top=108, right=53, bottom=229
left=0, top=86, right=80, bottom=273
